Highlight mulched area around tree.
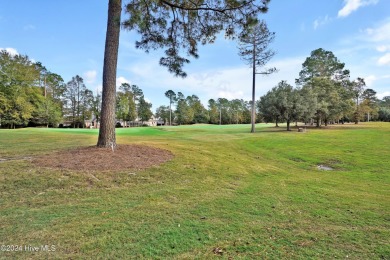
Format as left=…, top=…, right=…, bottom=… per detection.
left=32, top=144, right=173, bottom=172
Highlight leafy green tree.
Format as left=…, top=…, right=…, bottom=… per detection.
left=0, top=50, right=40, bottom=128
left=258, top=89, right=280, bottom=126
left=91, top=92, right=102, bottom=127
left=209, top=98, right=251, bottom=125
left=98, top=0, right=271, bottom=147
left=116, top=83, right=137, bottom=125
left=116, top=92, right=130, bottom=124
left=29, top=66, right=66, bottom=127
left=378, top=107, right=390, bottom=122
left=277, top=82, right=304, bottom=131
left=208, top=99, right=220, bottom=124
left=155, top=105, right=170, bottom=125
left=175, top=92, right=194, bottom=125
left=238, top=20, right=276, bottom=132
left=223, top=99, right=251, bottom=124
left=0, top=92, right=7, bottom=114
left=360, top=88, right=378, bottom=121
left=305, top=77, right=342, bottom=127
left=81, top=89, right=94, bottom=126
left=296, top=48, right=352, bottom=127
left=46, top=73, right=67, bottom=102
left=380, top=96, right=390, bottom=107
left=137, top=96, right=153, bottom=123
left=165, top=90, right=176, bottom=125
left=130, top=84, right=143, bottom=102
left=187, top=94, right=209, bottom=124
left=351, top=77, right=366, bottom=124
left=296, top=48, right=350, bottom=85
left=334, top=80, right=355, bottom=124
left=299, top=86, right=317, bottom=125
left=0, top=50, right=67, bottom=128
left=217, top=98, right=230, bottom=125
left=376, top=96, right=390, bottom=122
left=230, top=99, right=244, bottom=124
left=376, top=96, right=389, bottom=121
left=65, top=75, right=87, bottom=127
left=242, top=100, right=252, bottom=124
left=130, top=84, right=143, bottom=119
left=0, top=92, right=9, bottom=127
left=260, top=81, right=303, bottom=130
left=35, top=98, right=63, bottom=127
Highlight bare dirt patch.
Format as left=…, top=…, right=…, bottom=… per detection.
left=317, top=165, right=334, bottom=171
left=32, top=145, right=173, bottom=172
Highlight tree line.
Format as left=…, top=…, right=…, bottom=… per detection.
left=157, top=48, right=389, bottom=128
left=1, top=48, right=389, bottom=129
left=0, top=50, right=66, bottom=128
left=0, top=50, right=153, bottom=129
left=156, top=92, right=253, bottom=126
left=258, top=48, right=388, bottom=130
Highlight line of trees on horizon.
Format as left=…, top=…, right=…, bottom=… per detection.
left=156, top=93, right=254, bottom=126
left=0, top=50, right=155, bottom=129
left=157, top=48, right=390, bottom=129
left=1, top=48, right=389, bottom=129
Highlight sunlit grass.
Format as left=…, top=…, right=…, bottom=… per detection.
left=0, top=123, right=389, bottom=259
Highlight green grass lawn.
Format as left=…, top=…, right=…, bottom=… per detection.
left=0, top=123, right=389, bottom=259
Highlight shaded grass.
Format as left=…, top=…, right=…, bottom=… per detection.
left=0, top=123, right=389, bottom=259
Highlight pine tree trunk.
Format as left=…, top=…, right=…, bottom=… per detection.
left=97, top=0, right=121, bottom=148
left=287, top=119, right=290, bottom=131
left=169, top=100, right=172, bottom=126
left=250, top=42, right=256, bottom=133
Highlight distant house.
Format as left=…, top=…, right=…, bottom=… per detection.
left=60, top=115, right=164, bottom=129
left=116, top=116, right=165, bottom=127
left=85, top=118, right=100, bottom=129
left=142, top=115, right=165, bottom=126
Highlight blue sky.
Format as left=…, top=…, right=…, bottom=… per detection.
left=1, top=0, right=389, bottom=110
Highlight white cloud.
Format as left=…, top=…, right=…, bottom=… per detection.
left=313, top=15, right=331, bottom=30
left=377, top=91, right=390, bottom=99
left=364, top=19, right=390, bottom=43
left=83, top=70, right=97, bottom=84
left=354, top=19, right=390, bottom=67
left=376, top=45, right=390, bottom=52
left=338, top=0, right=379, bottom=18
left=128, top=62, right=251, bottom=102
left=96, top=84, right=103, bottom=94
left=0, top=47, right=18, bottom=56
left=116, top=76, right=130, bottom=87
left=364, top=75, right=377, bottom=87
left=378, top=53, right=390, bottom=65
left=125, top=56, right=303, bottom=105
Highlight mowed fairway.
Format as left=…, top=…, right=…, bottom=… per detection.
left=0, top=123, right=389, bottom=259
